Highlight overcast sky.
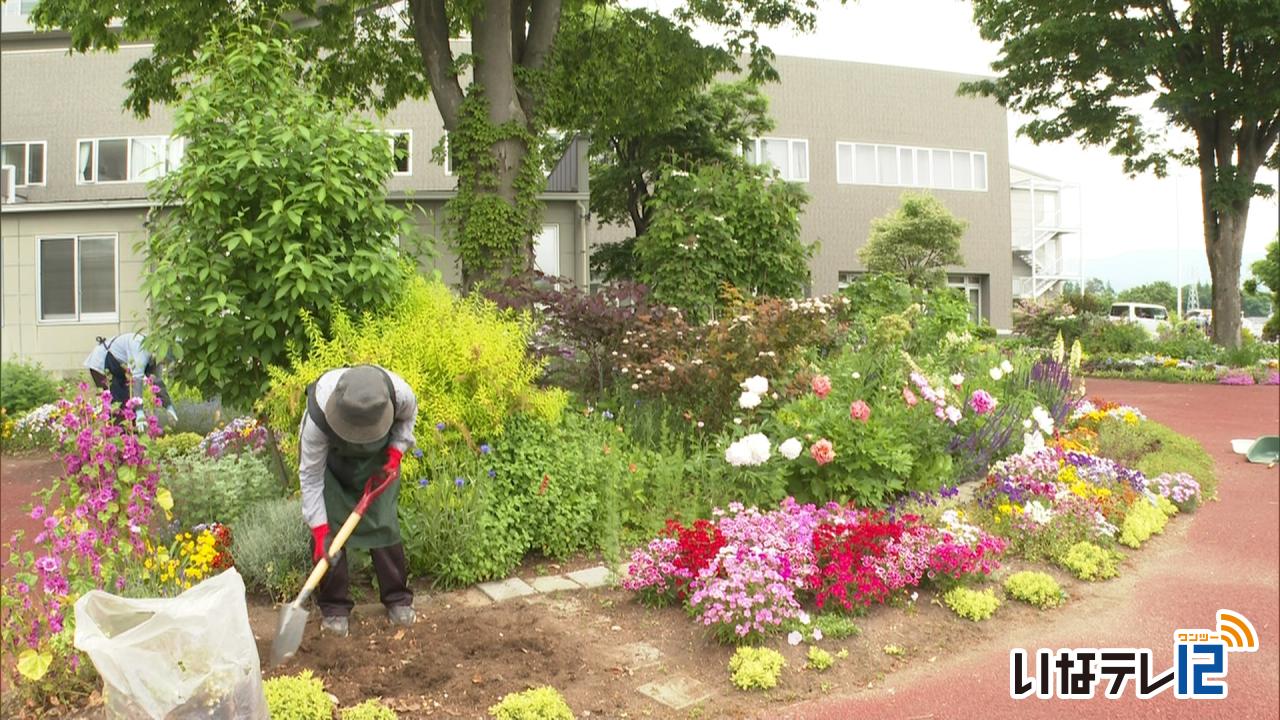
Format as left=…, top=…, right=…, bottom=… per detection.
left=632, top=0, right=1280, bottom=292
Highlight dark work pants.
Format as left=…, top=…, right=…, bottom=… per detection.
left=313, top=542, right=413, bottom=618
left=103, top=353, right=131, bottom=406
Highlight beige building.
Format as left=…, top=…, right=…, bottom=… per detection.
left=3, top=9, right=1036, bottom=373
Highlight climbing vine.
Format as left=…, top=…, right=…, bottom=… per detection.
left=442, top=88, right=547, bottom=287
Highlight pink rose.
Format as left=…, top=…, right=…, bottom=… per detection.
left=811, top=374, right=832, bottom=399
left=968, top=389, right=997, bottom=415
left=810, top=439, right=835, bottom=466
left=902, top=387, right=918, bottom=407
left=849, top=400, right=871, bottom=423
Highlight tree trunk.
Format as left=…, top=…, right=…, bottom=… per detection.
left=1206, top=210, right=1247, bottom=348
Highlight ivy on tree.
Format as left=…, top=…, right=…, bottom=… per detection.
left=141, top=25, right=411, bottom=411
left=35, top=0, right=843, bottom=289
left=963, top=0, right=1280, bottom=348
left=859, top=193, right=966, bottom=289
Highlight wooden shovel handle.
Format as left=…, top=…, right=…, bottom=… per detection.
left=298, top=508, right=364, bottom=596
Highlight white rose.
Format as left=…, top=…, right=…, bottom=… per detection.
left=989, top=367, right=1004, bottom=381
left=779, top=437, right=802, bottom=460
left=738, top=391, right=762, bottom=410
left=740, top=375, right=769, bottom=396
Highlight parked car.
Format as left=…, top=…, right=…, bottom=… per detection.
left=1109, top=302, right=1169, bottom=336
left=1185, top=308, right=1211, bottom=330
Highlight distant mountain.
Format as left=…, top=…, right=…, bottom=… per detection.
left=1084, top=246, right=1268, bottom=292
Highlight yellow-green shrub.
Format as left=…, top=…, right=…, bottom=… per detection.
left=942, top=587, right=1001, bottom=621
left=1003, top=571, right=1066, bottom=609
left=1118, top=499, right=1172, bottom=548
left=341, top=699, right=398, bottom=720
left=806, top=646, right=834, bottom=671
left=1059, top=541, right=1121, bottom=581
left=262, top=276, right=567, bottom=478
left=263, top=670, right=333, bottom=720
left=488, top=686, right=575, bottom=720
left=729, top=647, right=786, bottom=690
left=149, top=431, right=204, bottom=459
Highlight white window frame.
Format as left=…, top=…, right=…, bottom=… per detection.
left=36, top=233, right=120, bottom=324
left=442, top=133, right=452, bottom=176
left=947, top=274, right=984, bottom=324
left=746, top=137, right=809, bottom=182
left=835, top=141, right=988, bottom=192
left=0, top=141, right=47, bottom=186
left=837, top=271, right=865, bottom=291
left=385, top=129, right=413, bottom=176
left=76, top=136, right=181, bottom=185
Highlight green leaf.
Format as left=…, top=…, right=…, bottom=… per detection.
left=17, top=649, right=52, bottom=681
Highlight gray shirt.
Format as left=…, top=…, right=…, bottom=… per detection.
left=84, top=333, right=152, bottom=380
left=298, top=367, right=418, bottom=529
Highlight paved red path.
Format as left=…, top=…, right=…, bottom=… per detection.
left=790, top=379, right=1280, bottom=720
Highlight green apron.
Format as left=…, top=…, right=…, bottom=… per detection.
left=307, top=374, right=403, bottom=549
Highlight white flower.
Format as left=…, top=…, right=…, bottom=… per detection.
left=742, top=433, right=771, bottom=464
left=741, top=375, right=769, bottom=395
left=812, top=628, right=824, bottom=642
left=733, top=417, right=743, bottom=425
left=945, top=406, right=962, bottom=424
left=852, top=372, right=861, bottom=379
left=1000, top=359, right=1014, bottom=373
left=989, top=367, right=1004, bottom=381
left=630, top=383, right=639, bottom=390
left=1021, top=430, right=1046, bottom=456
left=1025, top=500, right=1054, bottom=525
left=787, top=631, right=803, bottom=646
left=949, top=373, right=965, bottom=387
left=797, top=610, right=811, bottom=625
left=738, top=391, right=762, bottom=410
left=910, top=591, right=919, bottom=603
left=1032, top=406, right=1054, bottom=435
left=779, top=437, right=803, bottom=460
left=1022, top=419, right=1033, bottom=430
left=696, top=421, right=705, bottom=428
left=725, top=442, right=752, bottom=467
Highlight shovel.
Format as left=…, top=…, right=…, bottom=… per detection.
left=269, top=468, right=398, bottom=666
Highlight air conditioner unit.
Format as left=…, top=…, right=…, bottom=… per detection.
left=0, top=165, right=14, bottom=204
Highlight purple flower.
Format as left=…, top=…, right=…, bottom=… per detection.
left=435, top=422, right=446, bottom=431
left=602, top=410, right=615, bottom=420
left=43, top=516, right=58, bottom=531
left=968, top=389, right=997, bottom=415
left=29, top=505, right=46, bottom=521
left=412, top=448, right=424, bottom=459
left=418, top=477, right=429, bottom=487
left=488, top=469, right=496, bottom=478
left=15, top=582, right=29, bottom=594
left=35, top=555, right=60, bottom=574
left=479, top=444, right=491, bottom=455
left=454, top=477, right=465, bottom=488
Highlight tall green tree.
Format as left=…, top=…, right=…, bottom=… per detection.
left=142, top=26, right=410, bottom=411
left=35, top=0, right=836, bottom=288
left=635, top=159, right=812, bottom=319
left=859, top=193, right=966, bottom=288
left=544, top=8, right=772, bottom=240
left=963, top=0, right=1280, bottom=348
left=1117, top=281, right=1179, bottom=311
left=1244, top=238, right=1280, bottom=338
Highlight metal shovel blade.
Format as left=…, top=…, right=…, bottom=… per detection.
left=269, top=601, right=309, bottom=666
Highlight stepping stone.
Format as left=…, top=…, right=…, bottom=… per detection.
left=529, top=575, right=580, bottom=593
left=565, top=565, right=611, bottom=589
left=637, top=675, right=712, bottom=710
left=476, top=577, right=537, bottom=602
left=605, top=641, right=662, bottom=671
left=457, top=588, right=494, bottom=607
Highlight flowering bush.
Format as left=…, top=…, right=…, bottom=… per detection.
left=623, top=518, right=724, bottom=605
left=198, top=415, right=269, bottom=457
left=1070, top=399, right=1146, bottom=431
left=1, top=385, right=166, bottom=703
left=1218, top=369, right=1257, bottom=385
left=1148, top=472, right=1201, bottom=512
left=135, top=524, right=234, bottom=595
left=5, top=401, right=70, bottom=452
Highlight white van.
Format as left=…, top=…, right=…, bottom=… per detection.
left=1108, top=302, right=1169, bottom=335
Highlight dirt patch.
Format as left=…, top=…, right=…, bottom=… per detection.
left=0, top=453, right=62, bottom=579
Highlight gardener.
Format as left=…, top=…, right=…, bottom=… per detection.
left=83, top=332, right=178, bottom=427
left=299, top=364, right=418, bottom=637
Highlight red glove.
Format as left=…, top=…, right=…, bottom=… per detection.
left=310, top=524, right=330, bottom=563
left=382, top=447, right=404, bottom=481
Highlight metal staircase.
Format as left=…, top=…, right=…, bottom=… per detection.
left=1011, top=171, right=1082, bottom=302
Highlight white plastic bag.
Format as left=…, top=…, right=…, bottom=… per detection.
left=74, top=568, right=269, bottom=719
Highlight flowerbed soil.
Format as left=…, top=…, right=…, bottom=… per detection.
left=0, top=453, right=62, bottom=581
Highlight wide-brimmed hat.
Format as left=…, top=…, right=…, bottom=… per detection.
left=325, top=366, right=394, bottom=445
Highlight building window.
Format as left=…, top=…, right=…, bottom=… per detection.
left=1, top=141, right=46, bottom=186
left=745, top=137, right=809, bottom=182
left=837, top=271, right=864, bottom=291
left=77, top=137, right=184, bottom=184
left=38, top=235, right=118, bottom=323
left=386, top=130, right=412, bottom=175
left=534, top=224, right=560, bottom=277
left=947, top=274, right=985, bottom=324
left=837, top=142, right=987, bottom=192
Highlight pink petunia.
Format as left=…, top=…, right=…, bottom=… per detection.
left=902, top=387, right=918, bottom=407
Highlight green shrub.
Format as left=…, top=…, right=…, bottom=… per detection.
left=1096, top=418, right=1217, bottom=500
left=488, top=687, right=575, bottom=720
left=1059, top=541, right=1121, bottom=581
left=230, top=497, right=310, bottom=600
left=1118, top=498, right=1172, bottom=548
left=781, top=613, right=861, bottom=640
left=1153, top=321, right=1219, bottom=361
left=341, top=699, right=398, bottom=720
left=264, top=670, right=333, bottom=720
left=843, top=274, right=975, bottom=361
left=1003, top=571, right=1066, bottom=609
left=941, top=587, right=1001, bottom=621
left=150, top=432, right=204, bottom=459
left=164, top=452, right=283, bottom=525
left=0, top=360, right=61, bottom=416
left=805, top=646, right=834, bottom=671
left=729, top=647, right=786, bottom=691
left=1081, top=320, right=1151, bottom=355
left=263, top=275, right=568, bottom=484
